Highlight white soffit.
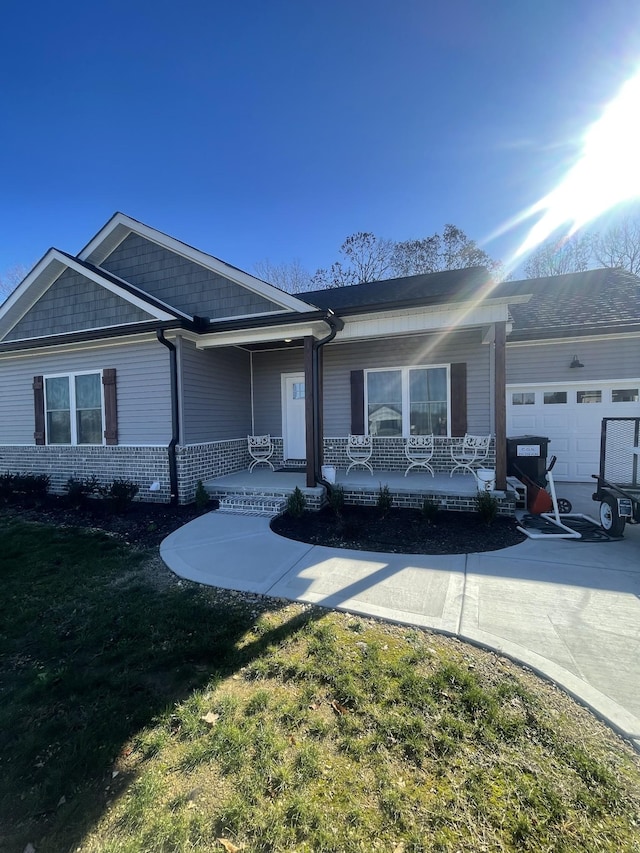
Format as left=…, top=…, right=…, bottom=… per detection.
left=337, top=300, right=515, bottom=341
left=195, top=320, right=331, bottom=348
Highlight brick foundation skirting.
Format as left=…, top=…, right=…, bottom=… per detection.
left=0, top=445, right=171, bottom=503
left=1, top=436, right=503, bottom=509
left=338, top=487, right=514, bottom=516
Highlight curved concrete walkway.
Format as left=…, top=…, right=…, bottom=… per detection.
left=161, top=487, right=640, bottom=752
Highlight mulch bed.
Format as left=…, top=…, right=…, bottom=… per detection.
left=1, top=495, right=210, bottom=549
left=5, top=496, right=526, bottom=555
left=271, top=504, right=527, bottom=554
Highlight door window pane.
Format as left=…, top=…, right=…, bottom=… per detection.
left=409, top=367, right=448, bottom=435
left=367, top=370, right=402, bottom=436
left=612, top=388, right=639, bottom=402
left=577, top=390, right=601, bottom=403
left=543, top=391, right=567, bottom=404
left=292, top=382, right=305, bottom=400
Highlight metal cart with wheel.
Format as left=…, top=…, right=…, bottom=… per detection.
left=592, top=417, right=640, bottom=537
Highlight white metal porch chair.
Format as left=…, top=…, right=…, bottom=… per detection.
left=449, top=433, right=491, bottom=478
left=346, top=434, right=374, bottom=475
left=404, top=434, right=435, bottom=477
left=247, top=434, right=275, bottom=472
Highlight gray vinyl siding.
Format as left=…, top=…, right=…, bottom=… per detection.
left=100, top=233, right=284, bottom=319
left=180, top=340, right=251, bottom=443
left=251, top=348, right=304, bottom=435
left=251, top=330, right=490, bottom=435
left=506, top=336, right=640, bottom=384
left=5, top=268, right=154, bottom=341
left=0, top=340, right=172, bottom=445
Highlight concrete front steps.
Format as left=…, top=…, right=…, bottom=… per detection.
left=217, top=493, right=288, bottom=517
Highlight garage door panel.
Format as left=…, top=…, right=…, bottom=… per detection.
left=511, top=414, right=537, bottom=431
left=507, top=380, right=640, bottom=482
left=542, top=414, right=569, bottom=429
left=575, top=436, right=600, bottom=453
left=575, top=460, right=598, bottom=478
left=548, top=437, right=569, bottom=454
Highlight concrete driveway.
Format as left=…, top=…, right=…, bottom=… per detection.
left=160, top=484, right=640, bottom=751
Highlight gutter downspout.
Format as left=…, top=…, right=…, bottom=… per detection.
left=312, top=310, right=344, bottom=489
left=157, top=329, right=179, bottom=505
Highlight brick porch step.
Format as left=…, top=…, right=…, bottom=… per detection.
left=217, top=494, right=288, bottom=517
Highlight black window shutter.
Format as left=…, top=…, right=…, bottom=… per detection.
left=450, top=363, right=467, bottom=437
left=350, top=370, right=365, bottom=434
left=102, top=369, right=118, bottom=445
left=33, top=375, right=45, bottom=445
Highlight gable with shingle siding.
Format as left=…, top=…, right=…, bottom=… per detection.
left=99, top=233, right=284, bottom=319
left=4, top=268, right=155, bottom=341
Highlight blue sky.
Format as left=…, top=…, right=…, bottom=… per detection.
left=1, top=0, right=639, bottom=281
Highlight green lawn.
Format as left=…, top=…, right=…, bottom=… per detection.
left=1, top=516, right=639, bottom=853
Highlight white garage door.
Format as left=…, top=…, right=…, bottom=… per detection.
left=507, top=381, right=640, bottom=481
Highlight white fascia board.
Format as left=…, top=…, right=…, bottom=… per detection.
left=337, top=300, right=513, bottom=342
left=78, top=213, right=314, bottom=314
left=507, top=330, right=640, bottom=347
left=195, top=320, right=330, bottom=348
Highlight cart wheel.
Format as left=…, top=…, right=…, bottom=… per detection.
left=556, top=498, right=572, bottom=514
left=599, top=496, right=626, bottom=536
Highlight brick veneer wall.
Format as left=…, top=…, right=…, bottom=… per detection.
left=0, top=445, right=171, bottom=502
left=322, top=436, right=496, bottom=472
left=176, top=437, right=288, bottom=504
left=338, top=485, right=515, bottom=516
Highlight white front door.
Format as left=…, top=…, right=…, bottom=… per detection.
left=282, top=373, right=306, bottom=459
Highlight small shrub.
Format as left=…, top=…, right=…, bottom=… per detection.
left=100, top=478, right=139, bottom=513
left=64, top=475, right=100, bottom=507
left=17, top=473, right=50, bottom=499
left=475, top=490, right=499, bottom=525
left=287, top=486, right=307, bottom=518
left=421, top=497, right=439, bottom=524
left=0, top=472, right=16, bottom=504
left=194, top=479, right=210, bottom=512
left=376, top=484, right=393, bottom=518
left=327, top=484, right=345, bottom=518
left=3, top=473, right=50, bottom=505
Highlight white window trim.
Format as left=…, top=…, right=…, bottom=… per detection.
left=364, top=364, right=451, bottom=438
left=44, top=370, right=105, bottom=446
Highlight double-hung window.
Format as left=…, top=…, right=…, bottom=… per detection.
left=44, top=372, right=104, bottom=445
left=365, top=366, right=449, bottom=436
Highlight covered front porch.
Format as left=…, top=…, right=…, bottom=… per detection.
left=204, top=467, right=517, bottom=516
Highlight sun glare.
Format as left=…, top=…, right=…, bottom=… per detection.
left=512, top=66, right=640, bottom=264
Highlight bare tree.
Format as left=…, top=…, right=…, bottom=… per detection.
left=390, top=235, right=440, bottom=276
left=253, top=258, right=312, bottom=294
left=391, top=224, right=499, bottom=276
left=523, top=234, right=593, bottom=278
left=592, top=214, right=640, bottom=274
left=0, top=264, right=29, bottom=302
left=311, top=232, right=394, bottom=288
